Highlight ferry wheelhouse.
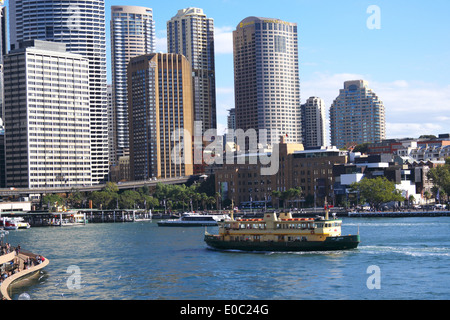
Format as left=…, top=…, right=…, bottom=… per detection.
left=204, top=211, right=360, bottom=252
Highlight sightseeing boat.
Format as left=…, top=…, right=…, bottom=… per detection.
left=158, top=212, right=230, bottom=227
left=204, top=210, right=360, bottom=252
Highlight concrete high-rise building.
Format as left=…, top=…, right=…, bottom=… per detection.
left=9, top=0, right=109, bottom=184
left=107, top=84, right=115, bottom=166
left=330, top=80, right=386, bottom=149
left=227, top=108, right=236, bottom=131
left=167, top=7, right=216, bottom=134
left=233, top=17, right=301, bottom=147
left=3, top=40, right=91, bottom=188
left=301, top=97, right=327, bottom=148
left=128, top=53, right=194, bottom=181
left=111, top=5, right=155, bottom=160
left=0, top=4, right=6, bottom=188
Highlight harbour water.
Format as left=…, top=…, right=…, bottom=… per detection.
left=3, top=217, right=449, bottom=300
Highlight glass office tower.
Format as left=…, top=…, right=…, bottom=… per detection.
left=111, top=5, right=155, bottom=161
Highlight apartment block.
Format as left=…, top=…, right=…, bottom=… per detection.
left=167, top=7, right=216, bottom=134
left=301, top=96, right=327, bottom=148
left=330, top=80, right=386, bottom=149
left=111, top=5, right=156, bottom=160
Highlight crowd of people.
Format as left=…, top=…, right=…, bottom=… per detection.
left=1, top=242, right=42, bottom=289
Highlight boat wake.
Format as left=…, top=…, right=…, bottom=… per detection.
left=359, top=245, right=450, bottom=258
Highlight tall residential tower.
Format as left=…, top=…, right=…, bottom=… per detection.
left=330, top=80, right=386, bottom=149
left=110, top=5, right=155, bottom=161
left=167, top=7, right=216, bottom=134
left=9, top=0, right=108, bottom=184
left=233, top=16, right=301, bottom=147
left=301, top=97, right=327, bottom=148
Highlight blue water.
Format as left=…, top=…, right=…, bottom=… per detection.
left=4, top=217, right=449, bottom=300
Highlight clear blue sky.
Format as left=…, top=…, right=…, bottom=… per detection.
left=11, top=0, right=450, bottom=140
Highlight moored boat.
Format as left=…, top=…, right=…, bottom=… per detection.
left=204, top=210, right=360, bottom=252
left=1, top=217, right=30, bottom=230
left=158, top=212, right=230, bottom=227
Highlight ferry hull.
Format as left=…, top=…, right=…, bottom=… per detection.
left=204, top=235, right=360, bottom=252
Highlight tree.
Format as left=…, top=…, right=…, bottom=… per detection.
left=350, top=177, right=404, bottom=210
left=67, top=188, right=85, bottom=208
left=352, top=143, right=369, bottom=154
left=281, top=187, right=302, bottom=209
left=43, top=193, right=65, bottom=209
left=427, top=158, right=450, bottom=197
left=271, top=191, right=282, bottom=209
left=103, top=181, right=119, bottom=194
left=89, top=191, right=117, bottom=209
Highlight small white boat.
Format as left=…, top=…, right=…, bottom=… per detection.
left=1, top=217, right=30, bottom=230
left=157, top=212, right=230, bottom=227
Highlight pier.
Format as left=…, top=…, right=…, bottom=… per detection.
left=0, top=209, right=152, bottom=227
left=347, top=210, right=450, bottom=218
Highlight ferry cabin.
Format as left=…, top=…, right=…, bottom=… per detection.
left=218, top=212, right=342, bottom=243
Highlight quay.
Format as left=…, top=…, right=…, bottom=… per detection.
left=348, top=210, right=450, bottom=218
left=0, top=209, right=152, bottom=227
left=0, top=241, right=49, bottom=300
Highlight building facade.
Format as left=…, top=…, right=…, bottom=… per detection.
left=128, top=53, right=194, bottom=181
left=111, top=5, right=155, bottom=161
left=233, top=16, right=301, bottom=147
left=330, top=80, right=386, bottom=149
left=216, top=138, right=347, bottom=208
left=167, top=7, right=216, bottom=134
left=3, top=40, right=91, bottom=188
left=10, top=0, right=109, bottom=184
left=301, top=96, right=327, bottom=148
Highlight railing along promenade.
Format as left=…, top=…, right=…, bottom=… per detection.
left=0, top=246, right=49, bottom=300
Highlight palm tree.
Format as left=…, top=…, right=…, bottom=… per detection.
left=271, top=190, right=282, bottom=209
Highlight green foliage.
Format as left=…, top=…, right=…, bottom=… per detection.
left=352, top=143, right=369, bottom=153
left=427, top=158, right=450, bottom=196
left=42, top=193, right=65, bottom=208
left=350, top=176, right=404, bottom=209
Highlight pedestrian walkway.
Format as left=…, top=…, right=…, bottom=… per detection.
left=0, top=245, right=49, bottom=300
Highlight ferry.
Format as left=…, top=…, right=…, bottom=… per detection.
left=158, top=212, right=230, bottom=227
left=204, top=210, right=360, bottom=252
left=1, top=217, right=31, bottom=230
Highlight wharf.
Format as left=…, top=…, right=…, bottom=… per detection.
left=348, top=210, right=450, bottom=217
left=0, top=209, right=151, bottom=227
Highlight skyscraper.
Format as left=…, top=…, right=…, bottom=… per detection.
left=4, top=40, right=91, bottom=188
left=301, top=97, right=327, bottom=148
left=128, top=53, right=194, bottom=180
left=233, top=16, right=301, bottom=147
left=167, top=7, right=216, bottom=134
left=330, top=80, right=386, bottom=149
left=9, top=0, right=108, bottom=184
left=110, top=5, right=155, bottom=161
